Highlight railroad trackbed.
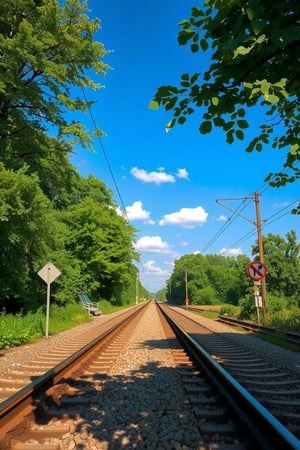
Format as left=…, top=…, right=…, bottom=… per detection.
left=0, top=302, right=299, bottom=449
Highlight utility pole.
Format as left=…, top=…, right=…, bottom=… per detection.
left=135, top=276, right=139, bottom=305
left=254, top=192, right=267, bottom=314
left=215, top=192, right=268, bottom=314
left=184, top=266, right=189, bottom=307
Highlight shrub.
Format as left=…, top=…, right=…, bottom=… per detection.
left=219, top=304, right=239, bottom=317
left=193, top=286, right=217, bottom=305
left=264, top=307, right=300, bottom=331
left=0, top=303, right=89, bottom=349
left=239, top=294, right=256, bottom=320
left=265, top=295, right=287, bottom=314
left=0, top=309, right=43, bottom=349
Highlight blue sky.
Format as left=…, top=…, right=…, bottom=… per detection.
left=71, top=0, right=299, bottom=293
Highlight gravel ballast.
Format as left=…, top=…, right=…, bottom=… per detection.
left=2, top=303, right=300, bottom=449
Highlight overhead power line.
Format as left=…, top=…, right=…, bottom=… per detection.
left=80, top=87, right=128, bottom=218
left=214, top=192, right=268, bottom=313
left=201, top=163, right=298, bottom=256
left=201, top=198, right=251, bottom=253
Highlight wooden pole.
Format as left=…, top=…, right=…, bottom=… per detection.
left=254, top=192, right=268, bottom=314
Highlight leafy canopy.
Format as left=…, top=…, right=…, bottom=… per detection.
left=151, top=0, right=300, bottom=197
left=0, top=0, right=110, bottom=152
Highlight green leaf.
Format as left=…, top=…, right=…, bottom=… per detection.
left=165, top=119, right=175, bottom=132
left=191, top=7, right=203, bottom=17
left=149, top=100, right=159, bottom=110
left=256, top=34, right=267, bottom=44
left=265, top=93, right=279, bottom=103
left=237, top=120, right=249, bottom=129
left=246, top=8, right=254, bottom=20
left=226, top=130, right=234, bottom=144
left=260, top=79, right=269, bottom=95
left=200, top=39, right=209, bottom=51
left=252, top=19, right=265, bottom=35
left=223, top=121, right=234, bottom=131
left=190, top=73, right=200, bottom=84
left=178, top=116, right=186, bottom=125
left=234, top=45, right=253, bottom=57
left=178, top=29, right=194, bottom=45
left=212, top=96, right=219, bottom=106
left=237, top=108, right=246, bottom=117
left=261, top=134, right=269, bottom=144
left=236, top=129, right=244, bottom=140
left=213, top=116, right=226, bottom=128
left=290, top=144, right=299, bottom=155
left=199, top=121, right=212, bottom=134
left=274, top=78, right=287, bottom=88
left=167, top=96, right=179, bottom=110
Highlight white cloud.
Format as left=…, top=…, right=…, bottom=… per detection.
left=159, top=206, right=208, bottom=228
left=131, top=167, right=175, bottom=184
left=219, top=247, right=243, bottom=256
left=138, top=260, right=172, bottom=293
left=143, top=260, right=170, bottom=277
left=176, top=168, right=189, bottom=179
left=125, top=201, right=151, bottom=222
left=134, top=236, right=171, bottom=254
left=217, top=214, right=228, bottom=222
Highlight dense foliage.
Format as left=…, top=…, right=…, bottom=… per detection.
left=151, top=1, right=300, bottom=209
left=167, top=253, right=251, bottom=306
left=0, top=0, right=140, bottom=312
left=167, top=231, right=300, bottom=317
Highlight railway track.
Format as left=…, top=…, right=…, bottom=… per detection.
left=160, top=304, right=300, bottom=442
left=185, top=306, right=300, bottom=347
left=0, top=302, right=299, bottom=449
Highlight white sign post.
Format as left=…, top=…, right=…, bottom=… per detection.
left=37, top=262, right=61, bottom=338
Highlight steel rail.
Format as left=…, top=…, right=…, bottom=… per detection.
left=184, top=306, right=300, bottom=346
left=0, top=303, right=148, bottom=439
left=158, top=303, right=300, bottom=450
left=217, top=315, right=300, bottom=346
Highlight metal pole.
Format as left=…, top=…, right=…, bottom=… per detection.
left=45, top=267, right=51, bottom=339
left=254, top=192, right=268, bottom=314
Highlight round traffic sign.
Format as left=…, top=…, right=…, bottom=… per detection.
left=247, top=261, right=267, bottom=280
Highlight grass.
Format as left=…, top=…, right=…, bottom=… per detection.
left=196, top=310, right=220, bottom=320
left=0, top=300, right=135, bottom=350
left=195, top=306, right=300, bottom=353
left=248, top=331, right=300, bottom=353
left=99, top=299, right=129, bottom=314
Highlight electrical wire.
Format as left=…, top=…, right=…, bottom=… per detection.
left=201, top=198, right=250, bottom=253
left=79, top=78, right=298, bottom=257
left=201, top=165, right=298, bottom=255
left=222, top=199, right=299, bottom=251
left=80, top=87, right=128, bottom=218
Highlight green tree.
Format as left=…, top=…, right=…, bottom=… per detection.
left=151, top=1, right=300, bottom=206
left=0, top=0, right=110, bottom=160
left=252, top=231, right=300, bottom=302
left=235, top=254, right=252, bottom=298
left=205, top=254, right=250, bottom=305
left=62, top=177, right=139, bottom=304
left=170, top=254, right=209, bottom=305
left=0, top=164, right=64, bottom=310
left=0, top=1, right=142, bottom=312
left=206, top=263, right=236, bottom=304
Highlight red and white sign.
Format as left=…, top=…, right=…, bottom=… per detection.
left=247, top=261, right=267, bottom=280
